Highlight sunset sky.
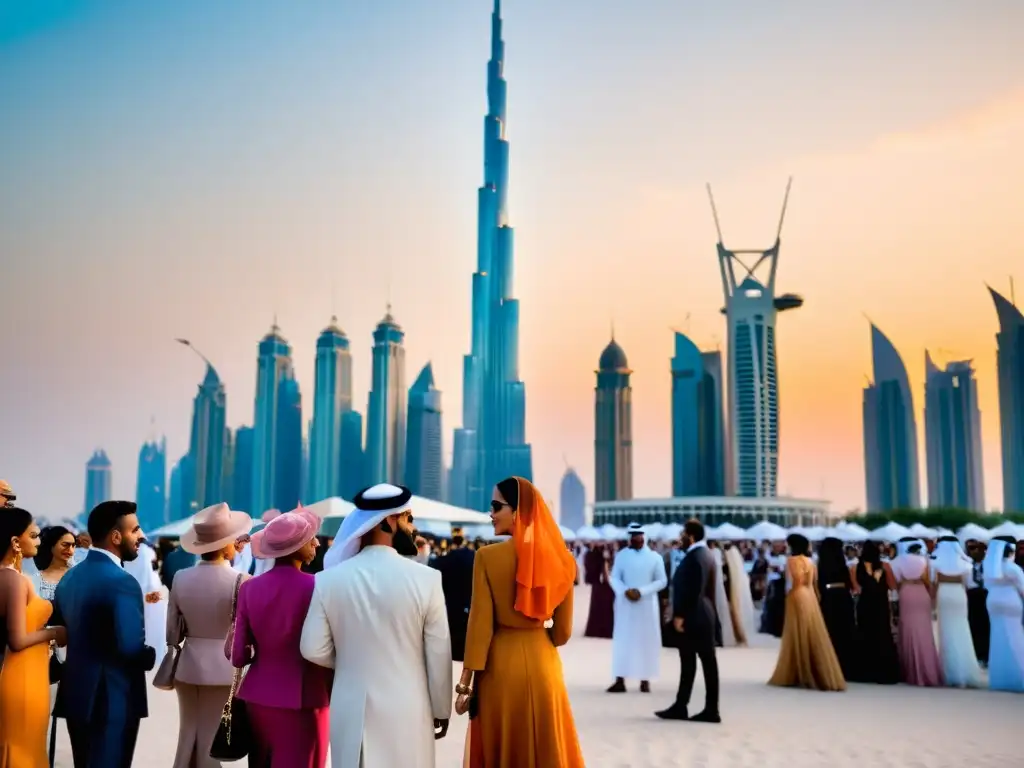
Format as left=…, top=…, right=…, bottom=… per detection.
left=2, top=0, right=1023, bottom=520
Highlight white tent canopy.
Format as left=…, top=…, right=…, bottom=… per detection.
left=708, top=522, right=747, bottom=541
left=907, top=522, right=939, bottom=539
left=745, top=521, right=789, bottom=541
left=836, top=522, right=870, bottom=540
left=988, top=520, right=1024, bottom=539
left=867, top=521, right=911, bottom=542
left=149, top=494, right=489, bottom=541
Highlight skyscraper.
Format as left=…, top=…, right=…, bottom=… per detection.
left=671, top=333, right=727, bottom=496
left=366, top=307, right=406, bottom=486
left=167, top=453, right=192, bottom=521
left=309, top=317, right=353, bottom=502
left=188, top=364, right=227, bottom=510
left=594, top=338, right=633, bottom=502
left=338, top=410, right=365, bottom=501
left=709, top=180, right=801, bottom=497
left=863, top=324, right=920, bottom=512
left=135, top=437, right=166, bottom=532
left=275, top=376, right=303, bottom=511
left=405, top=363, right=444, bottom=500
left=230, top=426, right=254, bottom=513
left=559, top=466, right=586, bottom=530
left=252, top=322, right=297, bottom=516
left=450, top=0, right=532, bottom=512
left=83, top=449, right=112, bottom=516
left=989, top=286, right=1024, bottom=512
left=924, top=353, right=985, bottom=511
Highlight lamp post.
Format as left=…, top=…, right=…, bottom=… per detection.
left=175, top=338, right=215, bottom=373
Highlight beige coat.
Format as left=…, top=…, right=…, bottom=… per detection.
left=167, top=561, right=246, bottom=687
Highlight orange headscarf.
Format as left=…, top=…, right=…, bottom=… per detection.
left=511, top=477, right=577, bottom=621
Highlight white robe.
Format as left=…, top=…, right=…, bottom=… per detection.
left=232, top=546, right=254, bottom=575
left=300, top=545, right=452, bottom=768
left=712, top=548, right=736, bottom=647
left=610, top=546, right=667, bottom=680
left=123, top=542, right=168, bottom=666
left=724, top=546, right=756, bottom=643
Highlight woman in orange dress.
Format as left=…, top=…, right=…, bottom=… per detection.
left=455, top=477, right=584, bottom=768
left=0, top=508, right=67, bottom=768
left=767, top=533, right=846, bottom=692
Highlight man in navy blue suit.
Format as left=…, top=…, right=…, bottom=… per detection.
left=52, top=500, right=156, bottom=767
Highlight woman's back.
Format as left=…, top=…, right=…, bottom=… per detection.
left=234, top=563, right=331, bottom=711
left=788, top=555, right=816, bottom=592
left=463, top=543, right=582, bottom=767
left=477, top=541, right=552, bottom=630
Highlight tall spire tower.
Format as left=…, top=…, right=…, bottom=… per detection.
left=708, top=179, right=802, bottom=498
left=449, top=0, right=532, bottom=510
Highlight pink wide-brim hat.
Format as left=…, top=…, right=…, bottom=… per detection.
left=179, top=503, right=253, bottom=555
left=250, top=505, right=322, bottom=559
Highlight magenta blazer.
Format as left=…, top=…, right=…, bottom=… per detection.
left=231, top=563, right=333, bottom=709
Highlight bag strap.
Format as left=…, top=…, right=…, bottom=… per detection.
left=221, top=573, right=246, bottom=734
left=229, top=573, right=243, bottom=623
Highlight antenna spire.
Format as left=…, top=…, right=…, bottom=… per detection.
left=706, top=183, right=724, bottom=244
left=775, top=176, right=793, bottom=242
left=1011, top=275, right=1017, bottom=307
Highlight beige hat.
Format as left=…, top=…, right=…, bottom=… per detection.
left=179, top=503, right=253, bottom=555
left=0, top=480, right=15, bottom=504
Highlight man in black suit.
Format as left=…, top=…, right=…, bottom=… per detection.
left=655, top=518, right=720, bottom=723
left=430, top=534, right=475, bottom=661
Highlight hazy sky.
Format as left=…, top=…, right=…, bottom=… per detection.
left=3, top=0, right=1023, bottom=520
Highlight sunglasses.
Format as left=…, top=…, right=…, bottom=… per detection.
left=489, top=500, right=511, bottom=514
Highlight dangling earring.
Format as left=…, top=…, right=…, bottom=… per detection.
left=12, top=547, right=22, bottom=572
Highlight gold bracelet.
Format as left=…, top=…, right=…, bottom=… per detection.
left=455, top=683, right=472, bottom=696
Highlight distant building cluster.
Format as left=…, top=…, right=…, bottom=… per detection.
left=80, top=1, right=532, bottom=529
left=581, top=181, right=806, bottom=525
left=75, top=4, right=1023, bottom=529
left=863, top=286, right=1024, bottom=515
left=86, top=312, right=445, bottom=531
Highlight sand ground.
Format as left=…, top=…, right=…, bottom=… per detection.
left=53, top=585, right=1018, bottom=767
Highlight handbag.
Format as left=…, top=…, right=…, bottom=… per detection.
left=209, top=668, right=251, bottom=760
left=210, top=574, right=250, bottom=760
left=223, top=573, right=244, bottom=660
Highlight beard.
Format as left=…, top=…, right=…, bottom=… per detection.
left=393, top=527, right=419, bottom=557
left=119, top=540, right=140, bottom=562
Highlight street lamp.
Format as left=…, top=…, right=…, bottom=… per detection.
left=175, top=338, right=214, bottom=372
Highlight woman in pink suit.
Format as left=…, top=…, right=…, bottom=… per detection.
left=231, top=507, right=333, bottom=768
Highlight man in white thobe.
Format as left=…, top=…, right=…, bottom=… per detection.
left=123, top=538, right=168, bottom=666
left=608, top=522, right=668, bottom=693
left=300, top=484, right=452, bottom=768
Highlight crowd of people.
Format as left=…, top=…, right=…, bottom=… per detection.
left=575, top=526, right=1024, bottom=699
left=0, top=477, right=587, bottom=767
left=3, top=468, right=1024, bottom=767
